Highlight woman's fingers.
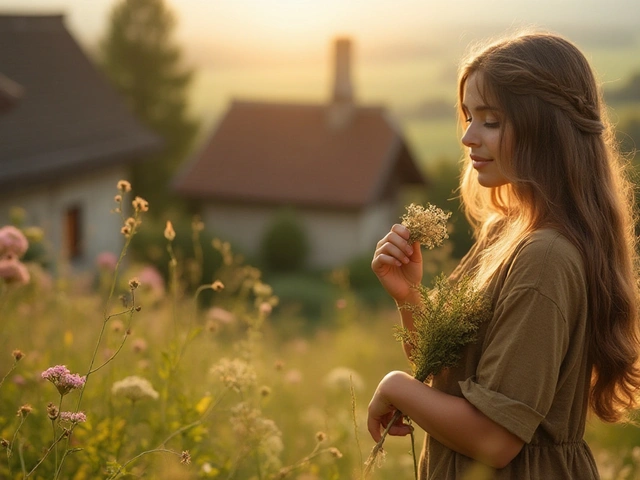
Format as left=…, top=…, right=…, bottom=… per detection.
left=376, top=224, right=411, bottom=249
left=373, top=243, right=412, bottom=267
left=374, top=230, right=414, bottom=266
left=367, top=411, right=412, bottom=442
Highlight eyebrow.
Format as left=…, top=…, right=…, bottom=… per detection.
left=461, top=103, right=500, bottom=113
left=461, top=103, right=499, bottom=112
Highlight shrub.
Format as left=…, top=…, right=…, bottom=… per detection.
left=268, top=272, right=340, bottom=327
left=259, top=208, right=309, bottom=273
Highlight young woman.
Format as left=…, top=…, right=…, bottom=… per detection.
left=368, top=31, right=640, bottom=479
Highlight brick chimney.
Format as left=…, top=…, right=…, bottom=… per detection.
left=327, top=37, right=355, bottom=130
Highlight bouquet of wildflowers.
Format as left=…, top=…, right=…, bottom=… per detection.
left=364, top=204, right=492, bottom=478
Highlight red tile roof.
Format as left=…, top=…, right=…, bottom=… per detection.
left=174, top=100, right=426, bottom=209
left=0, top=14, right=162, bottom=191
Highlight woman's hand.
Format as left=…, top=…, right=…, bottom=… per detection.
left=367, top=372, right=414, bottom=442
left=371, top=224, right=423, bottom=304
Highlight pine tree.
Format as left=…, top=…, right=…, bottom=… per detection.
left=99, top=0, right=199, bottom=214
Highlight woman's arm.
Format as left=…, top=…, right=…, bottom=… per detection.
left=367, top=371, right=525, bottom=469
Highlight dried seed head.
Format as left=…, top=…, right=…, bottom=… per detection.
left=212, top=280, right=224, bottom=292
left=164, top=221, right=176, bottom=241
left=47, top=402, right=59, bottom=420
left=400, top=203, right=451, bottom=250
left=12, top=349, right=24, bottom=362
left=128, top=278, right=140, bottom=290
left=132, top=196, right=149, bottom=213
left=117, top=180, right=132, bottom=192
left=17, top=404, right=32, bottom=417
left=329, top=447, right=343, bottom=458
left=260, top=385, right=271, bottom=398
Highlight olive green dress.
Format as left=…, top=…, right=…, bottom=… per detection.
left=419, top=229, right=600, bottom=479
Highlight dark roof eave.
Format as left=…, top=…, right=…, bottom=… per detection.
left=175, top=191, right=366, bottom=212
left=0, top=134, right=162, bottom=193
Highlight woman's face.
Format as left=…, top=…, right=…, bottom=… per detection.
left=461, top=73, right=512, bottom=188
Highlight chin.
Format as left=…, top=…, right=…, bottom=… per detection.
left=477, top=175, right=510, bottom=188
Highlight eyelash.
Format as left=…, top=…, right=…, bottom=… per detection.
left=465, top=117, right=500, bottom=129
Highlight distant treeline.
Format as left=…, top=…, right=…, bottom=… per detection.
left=403, top=71, right=640, bottom=122
left=606, top=72, right=640, bottom=104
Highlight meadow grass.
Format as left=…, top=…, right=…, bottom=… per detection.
left=1, top=183, right=639, bottom=479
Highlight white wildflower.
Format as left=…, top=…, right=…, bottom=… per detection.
left=112, top=375, right=159, bottom=401
left=323, top=366, right=364, bottom=392
left=210, top=357, right=256, bottom=392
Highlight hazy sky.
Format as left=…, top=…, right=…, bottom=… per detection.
left=2, top=0, right=639, bottom=65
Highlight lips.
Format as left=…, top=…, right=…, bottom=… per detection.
left=470, top=154, right=493, bottom=169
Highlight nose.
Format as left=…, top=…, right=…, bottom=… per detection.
left=461, top=123, right=479, bottom=148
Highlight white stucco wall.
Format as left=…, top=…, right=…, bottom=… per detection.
left=202, top=199, right=397, bottom=268
left=0, top=166, right=129, bottom=271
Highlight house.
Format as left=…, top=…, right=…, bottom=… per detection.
left=174, top=38, right=427, bottom=268
left=0, top=14, right=162, bottom=270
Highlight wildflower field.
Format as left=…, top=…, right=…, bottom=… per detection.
left=1, top=183, right=640, bottom=479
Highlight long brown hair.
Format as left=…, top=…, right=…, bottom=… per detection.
left=458, top=31, right=640, bottom=422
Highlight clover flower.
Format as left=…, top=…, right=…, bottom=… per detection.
left=0, top=256, right=30, bottom=285
left=210, top=358, right=256, bottom=393
left=41, top=365, right=86, bottom=396
left=96, top=251, right=118, bottom=271
left=136, top=266, right=165, bottom=296
left=0, top=225, right=28, bottom=258
left=400, top=203, right=451, bottom=249
left=59, top=411, right=87, bottom=423
left=206, top=306, right=235, bottom=325
left=111, top=375, right=159, bottom=402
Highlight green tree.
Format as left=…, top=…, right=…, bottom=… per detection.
left=99, top=0, right=199, bottom=214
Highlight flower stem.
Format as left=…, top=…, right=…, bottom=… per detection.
left=363, top=409, right=402, bottom=477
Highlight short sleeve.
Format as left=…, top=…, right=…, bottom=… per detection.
left=460, top=286, right=570, bottom=443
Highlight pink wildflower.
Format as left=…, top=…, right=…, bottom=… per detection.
left=96, top=251, right=118, bottom=271
left=59, top=411, right=87, bottom=423
left=0, top=226, right=28, bottom=258
left=206, top=306, right=235, bottom=325
left=137, top=265, right=165, bottom=296
left=41, top=365, right=86, bottom=396
left=0, top=257, right=30, bottom=285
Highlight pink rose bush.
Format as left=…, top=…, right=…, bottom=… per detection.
left=0, top=225, right=30, bottom=285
